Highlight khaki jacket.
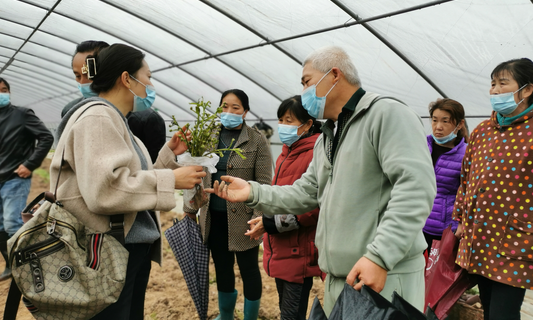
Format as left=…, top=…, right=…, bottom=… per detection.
left=185, top=124, right=272, bottom=252
left=50, top=101, right=178, bottom=265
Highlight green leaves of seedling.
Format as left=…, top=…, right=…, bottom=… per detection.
left=169, top=98, right=246, bottom=159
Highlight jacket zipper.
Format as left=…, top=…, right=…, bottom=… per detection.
left=8, top=222, right=47, bottom=266
left=322, top=98, right=378, bottom=274
left=273, top=148, right=292, bottom=185
left=48, top=218, right=85, bottom=250
left=267, top=148, right=292, bottom=275
left=15, top=238, right=65, bottom=267
left=266, top=234, right=273, bottom=276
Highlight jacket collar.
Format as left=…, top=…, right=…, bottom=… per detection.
left=427, top=135, right=465, bottom=155
left=491, top=104, right=533, bottom=128
left=321, top=89, right=379, bottom=142
left=217, top=121, right=250, bottom=150
left=282, top=133, right=319, bottom=155
left=0, top=103, right=13, bottom=113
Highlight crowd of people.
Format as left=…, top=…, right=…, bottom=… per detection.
left=0, top=40, right=532, bottom=320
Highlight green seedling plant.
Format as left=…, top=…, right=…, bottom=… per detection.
left=169, top=98, right=246, bottom=209
left=169, top=98, right=246, bottom=159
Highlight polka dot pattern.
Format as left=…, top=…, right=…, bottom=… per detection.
left=453, top=114, right=533, bottom=289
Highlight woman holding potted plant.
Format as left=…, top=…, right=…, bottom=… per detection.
left=184, top=89, right=273, bottom=320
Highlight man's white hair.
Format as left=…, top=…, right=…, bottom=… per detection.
left=303, top=46, right=361, bottom=86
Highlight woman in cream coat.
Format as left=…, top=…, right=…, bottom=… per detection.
left=52, top=43, right=206, bottom=320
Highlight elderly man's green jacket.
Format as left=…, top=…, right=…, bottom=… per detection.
left=246, top=89, right=436, bottom=277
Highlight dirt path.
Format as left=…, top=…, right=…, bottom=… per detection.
left=0, top=157, right=325, bottom=319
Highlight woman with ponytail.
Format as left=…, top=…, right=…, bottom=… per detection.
left=423, top=98, right=468, bottom=253
left=51, top=44, right=206, bottom=319
left=246, top=95, right=323, bottom=320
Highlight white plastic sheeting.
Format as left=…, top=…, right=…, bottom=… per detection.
left=1, top=0, right=533, bottom=154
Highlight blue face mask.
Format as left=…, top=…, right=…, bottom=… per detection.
left=432, top=125, right=459, bottom=145
left=0, top=93, right=9, bottom=107
left=278, top=124, right=304, bottom=147
left=490, top=84, right=527, bottom=115
left=129, top=75, right=156, bottom=112
left=77, top=83, right=98, bottom=98
left=220, top=112, right=244, bottom=129
left=301, top=69, right=338, bottom=119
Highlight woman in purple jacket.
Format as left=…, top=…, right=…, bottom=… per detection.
left=424, top=99, right=468, bottom=253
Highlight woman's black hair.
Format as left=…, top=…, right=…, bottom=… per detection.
left=220, top=89, right=250, bottom=111
left=71, top=40, right=109, bottom=64
left=277, top=95, right=322, bottom=134
left=87, top=44, right=145, bottom=94
left=491, top=58, right=533, bottom=107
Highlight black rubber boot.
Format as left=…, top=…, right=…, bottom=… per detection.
left=0, top=231, right=12, bottom=281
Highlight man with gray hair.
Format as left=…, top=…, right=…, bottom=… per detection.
left=208, top=46, right=436, bottom=315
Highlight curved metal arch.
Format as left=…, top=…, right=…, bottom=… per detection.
left=0, top=17, right=80, bottom=48
left=0, top=0, right=62, bottom=74
left=0, top=44, right=73, bottom=74
left=0, top=30, right=74, bottom=57
left=20, top=90, right=78, bottom=108
left=6, top=80, right=64, bottom=114
left=1, top=70, right=73, bottom=100
left=99, top=0, right=283, bottom=107
left=20, top=0, right=259, bottom=118
left=151, top=76, right=215, bottom=116
left=0, top=53, right=78, bottom=84
left=3, top=65, right=75, bottom=92
left=151, top=0, right=455, bottom=70
left=151, top=93, right=194, bottom=120
left=330, top=0, right=448, bottom=98
left=198, top=0, right=302, bottom=65
left=1, top=67, right=74, bottom=93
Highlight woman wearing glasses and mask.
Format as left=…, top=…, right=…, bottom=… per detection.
left=454, top=58, right=533, bottom=320
left=183, top=89, right=272, bottom=320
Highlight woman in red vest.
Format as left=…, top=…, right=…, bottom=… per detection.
left=246, top=95, right=323, bottom=320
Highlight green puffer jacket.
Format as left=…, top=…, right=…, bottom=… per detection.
left=246, top=91, right=436, bottom=277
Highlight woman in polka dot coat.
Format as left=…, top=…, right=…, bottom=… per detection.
left=454, top=58, right=533, bottom=320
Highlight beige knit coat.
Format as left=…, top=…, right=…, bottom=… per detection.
left=50, top=101, right=178, bottom=265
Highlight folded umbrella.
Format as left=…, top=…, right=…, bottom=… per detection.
left=165, top=216, right=209, bottom=320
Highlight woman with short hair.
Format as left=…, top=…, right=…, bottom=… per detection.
left=423, top=98, right=468, bottom=254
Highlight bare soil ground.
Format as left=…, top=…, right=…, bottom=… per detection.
left=0, top=157, right=325, bottom=319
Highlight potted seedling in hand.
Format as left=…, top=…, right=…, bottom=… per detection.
left=170, top=98, right=246, bottom=209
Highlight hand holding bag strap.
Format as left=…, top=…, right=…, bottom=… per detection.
left=55, top=102, right=125, bottom=245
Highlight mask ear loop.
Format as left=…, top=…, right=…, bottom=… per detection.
left=316, top=69, right=332, bottom=86
left=514, top=83, right=531, bottom=107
